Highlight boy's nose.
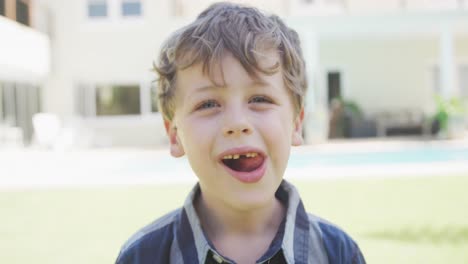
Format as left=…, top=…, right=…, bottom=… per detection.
left=222, top=110, right=253, bottom=137
left=224, top=126, right=252, bottom=136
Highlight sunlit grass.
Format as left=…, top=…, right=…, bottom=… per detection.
left=295, top=175, right=468, bottom=263
left=1, top=175, right=467, bottom=263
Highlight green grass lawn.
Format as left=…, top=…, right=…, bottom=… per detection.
left=1, top=175, right=467, bottom=263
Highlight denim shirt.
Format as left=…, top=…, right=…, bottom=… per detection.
left=115, top=181, right=366, bottom=264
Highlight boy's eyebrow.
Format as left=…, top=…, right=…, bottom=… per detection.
left=191, top=84, right=221, bottom=93
left=251, top=79, right=282, bottom=91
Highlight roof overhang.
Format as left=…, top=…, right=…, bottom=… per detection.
left=0, top=16, right=51, bottom=83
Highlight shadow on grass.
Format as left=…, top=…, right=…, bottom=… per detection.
left=365, top=226, right=468, bottom=244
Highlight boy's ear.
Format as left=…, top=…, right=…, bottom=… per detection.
left=291, top=108, right=305, bottom=146
left=164, top=119, right=185, bottom=157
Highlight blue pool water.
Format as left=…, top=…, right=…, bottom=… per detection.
left=289, top=146, right=468, bottom=168
left=113, top=145, right=468, bottom=176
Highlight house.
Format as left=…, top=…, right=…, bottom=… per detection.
left=1, top=0, right=467, bottom=147
left=0, top=0, right=50, bottom=145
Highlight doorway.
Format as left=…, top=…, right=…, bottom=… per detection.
left=327, top=71, right=342, bottom=104
left=327, top=71, right=344, bottom=138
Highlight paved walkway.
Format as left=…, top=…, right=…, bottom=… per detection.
left=1, top=138, right=468, bottom=190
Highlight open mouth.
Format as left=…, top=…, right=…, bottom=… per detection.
left=221, top=152, right=265, bottom=172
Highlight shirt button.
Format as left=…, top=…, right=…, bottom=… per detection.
left=212, top=253, right=224, bottom=263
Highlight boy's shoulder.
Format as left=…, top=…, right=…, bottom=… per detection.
left=115, top=208, right=183, bottom=264
left=308, top=213, right=366, bottom=264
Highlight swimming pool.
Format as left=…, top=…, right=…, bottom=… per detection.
left=288, top=145, right=468, bottom=168
left=2, top=143, right=468, bottom=188
left=117, top=144, right=468, bottom=175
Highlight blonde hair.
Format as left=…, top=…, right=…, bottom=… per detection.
left=154, top=2, right=307, bottom=121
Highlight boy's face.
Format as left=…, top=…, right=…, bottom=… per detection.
left=165, top=52, right=304, bottom=210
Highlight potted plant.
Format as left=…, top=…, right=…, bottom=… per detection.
left=433, top=95, right=467, bottom=138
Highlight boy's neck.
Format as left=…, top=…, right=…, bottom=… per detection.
left=196, top=191, right=285, bottom=235
left=195, top=190, right=286, bottom=262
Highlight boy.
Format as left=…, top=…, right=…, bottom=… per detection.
left=116, top=2, right=365, bottom=264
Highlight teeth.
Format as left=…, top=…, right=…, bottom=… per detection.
left=223, top=152, right=258, bottom=159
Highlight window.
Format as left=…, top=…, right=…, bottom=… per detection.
left=95, top=85, right=141, bottom=116
left=0, top=0, right=5, bottom=16
left=75, top=83, right=160, bottom=117
left=16, top=0, right=29, bottom=26
left=121, top=0, right=141, bottom=17
left=150, top=83, right=158, bottom=113
left=1, top=83, right=17, bottom=126
left=88, top=0, right=107, bottom=18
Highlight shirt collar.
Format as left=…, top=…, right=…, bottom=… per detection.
left=178, top=180, right=310, bottom=264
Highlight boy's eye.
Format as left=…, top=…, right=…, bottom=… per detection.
left=195, top=100, right=220, bottom=110
left=249, top=96, right=272, bottom=104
